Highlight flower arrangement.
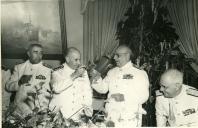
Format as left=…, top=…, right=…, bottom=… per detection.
left=2, top=82, right=95, bottom=128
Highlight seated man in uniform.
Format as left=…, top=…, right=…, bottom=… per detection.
left=91, top=45, right=149, bottom=127
left=6, top=44, right=52, bottom=117
left=155, top=69, right=198, bottom=126
left=50, top=47, right=92, bottom=121
left=2, top=67, right=11, bottom=121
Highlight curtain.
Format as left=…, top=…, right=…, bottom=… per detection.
left=168, top=0, right=198, bottom=72
left=82, top=0, right=130, bottom=64
left=59, top=0, right=67, bottom=55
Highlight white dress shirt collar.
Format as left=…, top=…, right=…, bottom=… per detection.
left=119, top=61, right=133, bottom=71
left=63, top=62, right=75, bottom=72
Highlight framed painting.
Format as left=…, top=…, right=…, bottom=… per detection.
left=1, top=0, right=67, bottom=60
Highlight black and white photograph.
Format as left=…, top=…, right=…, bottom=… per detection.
left=1, top=0, right=198, bottom=127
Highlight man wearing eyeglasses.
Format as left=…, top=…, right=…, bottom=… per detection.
left=6, top=44, right=52, bottom=117
left=91, top=45, right=149, bottom=127
left=155, top=69, right=198, bottom=127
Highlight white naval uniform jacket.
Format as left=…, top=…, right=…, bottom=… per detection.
left=6, top=60, right=52, bottom=116
left=2, top=69, right=11, bottom=118
left=50, top=63, right=92, bottom=120
left=155, top=85, right=198, bottom=127
left=92, top=62, right=149, bottom=125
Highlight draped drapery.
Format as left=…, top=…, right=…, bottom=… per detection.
left=59, top=0, right=67, bottom=55
left=168, top=0, right=198, bottom=72
left=82, top=0, right=130, bottom=64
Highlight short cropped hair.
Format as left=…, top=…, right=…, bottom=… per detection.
left=28, top=43, right=43, bottom=51
left=65, top=47, right=80, bottom=57
left=118, top=44, right=134, bottom=59
left=161, top=69, right=184, bottom=84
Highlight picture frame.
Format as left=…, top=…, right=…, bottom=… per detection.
left=1, top=0, right=67, bottom=60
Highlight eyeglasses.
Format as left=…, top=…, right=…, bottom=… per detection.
left=114, top=52, right=129, bottom=58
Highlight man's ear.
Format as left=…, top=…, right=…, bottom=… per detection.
left=126, top=53, right=130, bottom=60
left=27, top=51, right=30, bottom=58
left=175, top=83, right=182, bottom=90
left=65, top=56, right=70, bottom=63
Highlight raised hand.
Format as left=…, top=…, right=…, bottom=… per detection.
left=35, top=81, right=45, bottom=91
left=15, top=83, right=36, bottom=102
left=71, top=65, right=86, bottom=80
left=18, top=75, right=32, bottom=86
left=90, top=69, right=101, bottom=82
left=111, top=93, right=125, bottom=102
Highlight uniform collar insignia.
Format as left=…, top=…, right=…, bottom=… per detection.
left=123, top=74, right=133, bottom=79
left=36, top=75, right=46, bottom=80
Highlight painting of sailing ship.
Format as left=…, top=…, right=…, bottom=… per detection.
left=1, top=0, right=62, bottom=57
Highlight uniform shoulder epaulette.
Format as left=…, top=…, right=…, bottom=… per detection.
left=2, top=65, right=9, bottom=71
left=17, top=61, right=26, bottom=65
left=186, top=87, right=198, bottom=97
left=155, top=90, right=163, bottom=97
left=133, top=64, right=141, bottom=70
left=53, top=65, right=64, bottom=71
left=134, top=63, right=148, bottom=70
left=42, top=63, right=52, bottom=69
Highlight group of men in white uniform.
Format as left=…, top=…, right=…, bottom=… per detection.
left=4, top=43, right=198, bottom=127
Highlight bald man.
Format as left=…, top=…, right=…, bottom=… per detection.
left=50, top=47, right=92, bottom=120
left=91, top=45, right=149, bottom=127
left=155, top=69, right=198, bottom=127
